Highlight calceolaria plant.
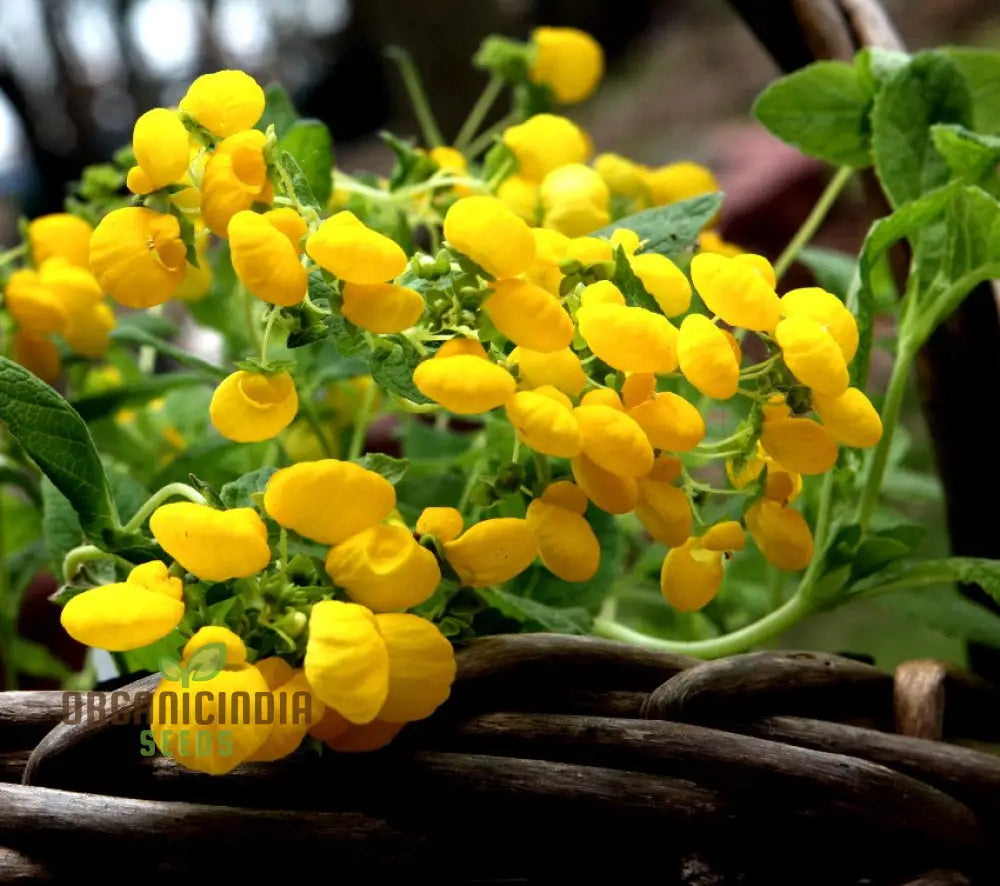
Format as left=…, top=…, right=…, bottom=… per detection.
left=3, top=28, right=1000, bottom=771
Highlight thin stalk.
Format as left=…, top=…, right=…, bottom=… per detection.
left=386, top=47, right=445, bottom=148
left=465, top=112, right=517, bottom=158
left=454, top=74, right=504, bottom=151
left=300, top=397, right=335, bottom=458
left=260, top=307, right=277, bottom=364
left=773, top=166, right=854, bottom=282
left=62, top=545, right=137, bottom=583
left=0, top=243, right=26, bottom=266
left=122, top=482, right=208, bottom=533
left=346, top=382, right=378, bottom=461
left=241, top=284, right=262, bottom=352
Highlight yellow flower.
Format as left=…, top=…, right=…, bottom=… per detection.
left=443, top=196, right=536, bottom=278
left=305, top=210, right=407, bottom=284
left=13, top=331, right=61, bottom=384
left=528, top=27, right=604, bottom=104
left=502, top=114, right=591, bottom=182
left=416, top=507, right=464, bottom=543
left=811, top=387, right=882, bottom=448
left=775, top=316, right=849, bottom=397
left=760, top=415, right=838, bottom=475
left=726, top=443, right=802, bottom=504
left=325, top=523, right=441, bottom=612
left=698, top=230, right=743, bottom=257
left=246, top=667, right=326, bottom=763
left=580, top=280, right=626, bottom=308
left=28, top=213, right=92, bottom=269
left=567, top=236, right=613, bottom=266
left=497, top=175, right=540, bottom=224
left=526, top=493, right=599, bottom=582
left=59, top=560, right=183, bottom=651
left=201, top=129, right=273, bottom=237
left=627, top=391, right=705, bottom=452
left=182, top=624, right=247, bottom=666
left=209, top=370, right=298, bottom=443
left=179, top=69, right=265, bottom=137
left=648, top=452, right=683, bottom=483
left=429, top=145, right=467, bottom=175
left=574, top=404, right=654, bottom=477
left=576, top=303, right=679, bottom=373
left=149, top=502, right=271, bottom=581
left=746, top=499, right=814, bottom=571
left=506, top=386, right=584, bottom=458
left=150, top=628, right=272, bottom=775
left=310, top=709, right=404, bottom=752
left=635, top=478, right=692, bottom=547
left=339, top=282, right=424, bottom=333
left=374, top=613, right=456, bottom=722
left=677, top=314, right=740, bottom=400
left=571, top=452, right=639, bottom=514
left=521, top=228, right=569, bottom=293
left=780, top=287, right=858, bottom=363
left=413, top=345, right=517, bottom=414
left=228, top=209, right=308, bottom=307
left=702, top=521, right=746, bottom=552
left=90, top=207, right=187, bottom=308
left=483, top=278, right=573, bottom=351
left=645, top=162, right=719, bottom=207
left=689, top=252, right=781, bottom=332
left=264, top=459, right=396, bottom=545
left=621, top=373, right=655, bottom=408
left=2, top=269, right=66, bottom=335
left=594, top=153, right=648, bottom=199
left=660, top=537, right=724, bottom=612
left=580, top=388, right=624, bottom=410
left=443, top=518, right=538, bottom=587
left=507, top=346, right=586, bottom=397
left=126, top=108, right=190, bottom=194
left=38, top=259, right=114, bottom=358
left=175, top=228, right=213, bottom=301
left=540, top=163, right=610, bottom=236
left=628, top=253, right=691, bottom=317
left=734, top=253, right=777, bottom=288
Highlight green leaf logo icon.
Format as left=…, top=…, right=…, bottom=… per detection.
left=185, top=642, right=228, bottom=682
left=158, top=657, right=183, bottom=681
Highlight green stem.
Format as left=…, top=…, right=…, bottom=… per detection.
left=386, top=47, right=445, bottom=148
left=773, top=166, right=854, bottom=282
left=856, top=341, right=914, bottom=533
left=241, top=284, right=262, bottom=352
left=62, top=545, right=136, bottom=583
left=300, top=396, right=335, bottom=458
left=593, top=590, right=815, bottom=659
left=122, top=482, right=208, bottom=533
left=0, top=243, right=26, bottom=266
left=260, top=307, right=277, bottom=364
left=346, top=382, right=378, bottom=461
left=532, top=452, right=551, bottom=490
left=465, top=112, right=517, bottom=158
left=454, top=74, right=504, bottom=152
left=138, top=305, right=164, bottom=374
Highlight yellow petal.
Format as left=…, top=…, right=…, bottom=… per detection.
left=701, top=521, right=746, bottom=552
left=507, top=346, right=586, bottom=397
left=570, top=453, right=639, bottom=514
left=746, top=500, right=814, bottom=571
left=228, top=210, right=307, bottom=307
left=483, top=278, right=574, bottom=352
left=443, top=518, right=538, bottom=587
left=502, top=113, right=591, bottom=181
left=179, top=69, right=265, bottom=137
left=209, top=370, right=298, bottom=443
left=576, top=303, right=678, bottom=373
left=635, top=480, right=692, bottom=547
left=306, top=211, right=407, bottom=284
left=342, top=282, right=424, bottom=333
left=811, top=387, right=882, bottom=448
left=689, top=252, right=781, bottom=332
left=375, top=614, right=456, bottom=722
left=775, top=316, right=849, bottom=396
left=60, top=583, right=184, bottom=651
left=525, top=498, right=600, bottom=582
left=628, top=253, right=691, bottom=317
left=574, top=404, right=654, bottom=477
left=627, top=393, right=705, bottom=451
left=506, top=388, right=584, bottom=457
left=413, top=354, right=517, bottom=414
left=528, top=27, right=604, bottom=104
left=28, top=213, right=92, bottom=269
left=416, top=507, right=464, bottom=543
left=443, top=196, right=535, bottom=278
left=660, top=539, right=723, bottom=612
left=780, top=287, right=858, bottom=362
left=760, top=417, right=838, bottom=475
left=130, top=108, right=189, bottom=192
left=677, top=314, right=740, bottom=400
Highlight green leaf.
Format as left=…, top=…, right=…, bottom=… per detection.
left=219, top=467, right=276, bottom=509
left=796, top=247, right=857, bottom=300
left=930, top=123, right=1000, bottom=187
left=40, top=478, right=84, bottom=577
left=850, top=524, right=925, bottom=582
left=381, top=131, right=438, bottom=191
left=258, top=83, right=299, bottom=137
left=186, top=641, right=228, bottom=680
left=276, top=119, right=334, bottom=205
left=611, top=245, right=659, bottom=312
left=854, top=47, right=910, bottom=92
left=752, top=60, right=873, bottom=168
left=370, top=337, right=431, bottom=404
left=848, top=556, right=1000, bottom=604
left=871, top=51, right=972, bottom=208
left=8, top=637, right=72, bottom=680
left=592, top=193, right=723, bottom=258
left=110, top=327, right=227, bottom=379
left=476, top=587, right=592, bottom=634
left=353, top=453, right=410, bottom=485
left=122, top=630, right=186, bottom=675
left=0, top=357, right=117, bottom=537
left=69, top=373, right=210, bottom=422
left=880, top=586, right=1000, bottom=649
left=940, top=47, right=1000, bottom=135
left=277, top=151, right=321, bottom=212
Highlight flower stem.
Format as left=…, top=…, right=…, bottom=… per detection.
left=346, top=381, right=378, bottom=461
left=122, top=482, right=208, bottom=533
left=593, top=589, right=815, bottom=659
left=0, top=243, right=26, bottom=266
left=773, top=165, right=854, bottom=282
left=454, top=74, right=504, bottom=152
left=260, top=307, right=277, bottom=364
left=386, top=46, right=445, bottom=148
left=465, top=112, right=517, bottom=158
left=62, top=545, right=137, bottom=584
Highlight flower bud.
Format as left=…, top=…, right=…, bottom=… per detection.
left=528, top=27, right=604, bottom=104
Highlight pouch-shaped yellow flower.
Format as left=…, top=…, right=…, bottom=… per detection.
left=497, top=174, right=541, bottom=224
left=341, top=282, right=425, bottom=333
left=571, top=452, right=639, bottom=514
left=525, top=497, right=600, bottom=582
left=508, top=346, right=586, bottom=397
left=574, top=403, right=654, bottom=477
left=443, top=518, right=538, bottom=587
left=506, top=386, right=584, bottom=458
left=228, top=209, right=308, bottom=306
left=579, top=280, right=626, bottom=308
left=677, top=313, right=740, bottom=400
left=660, top=538, right=723, bottom=612
left=540, top=163, right=610, bottom=237
left=306, top=211, right=407, bottom=284
left=811, top=387, right=882, bottom=448
left=375, top=614, right=457, bottom=722
left=528, top=27, right=604, bottom=104
left=179, top=69, right=265, bottom=137
left=702, top=521, right=746, bottom=552
left=502, top=114, right=591, bottom=182
left=39, top=258, right=114, bottom=357
left=594, top=152, right=648, bottom=199
left=746, top=499, right=814, bottom=571
left=325, top=523, right=441, bottom=612
left=14, top=331, right=61, bottom=384
left=521, top=228, right=569, bottom=293
left=645, top=162, right=719, bottom=207
left=760, top=416, right=838, bottom=475
left=416, top=507, right=464, bottom=543
left=413, top=351, right=517, bottom=414
left=90, top=207, right=187, bottom=308
left=621, top=372, right=656, bottom=409
left=149, top=502, right=271, bottom=581
left=2, top=269, right=66, bottom=335
left=443, top=196, right=536, bottom=278
left=635, top=479, right=693, bottom=548
left=209, top=370, right=298, bottom=443
left=483, top=278, right=573, bottom=352
left=774, top=316, right=849, bottom=396
left=246, top=669, right=326, bottom=763
left=780, top=287, right=858, bottom=362
left=264, top=459, right=396, bottom=545
left=28, top=213, right=93, bottom=269
left=576, top=303, right=679, bottom=373
left=567, top=236, right=613, bottom=266
left=689, top=252, right=781, bottom=332
left=627, top=392, right=705, bottom=451
left=201, top=129, right=273, bottom=237
left=126, top=108, right=190, bottom=194
left=629, top=252, right=691, bottom=317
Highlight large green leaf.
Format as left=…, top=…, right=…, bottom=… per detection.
left=40, top=479, right=85, bottom=577
left=276, top=119, right=334, bottom=206
left=591, top=193, right=723, bottom=257
left=220, top=467, right=277, bottom=509
left=878, top=586, right=1000, bottom=650
left=0, top=357, right=117, bottom=537
left=476, top=587, right=592, bottom=634
left=752, top=60, right=873, bottom=168
left=370, top=337, right=431, bottom=404
left=871, top=51, right=972, bottom=208
left=258, top=82, right=299, bottom=137
left=930, top=124, right=1000, bottom=188
left=847, top=556, right=1000, bottom=605
left=940, top=47, right=1000, bottom=135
